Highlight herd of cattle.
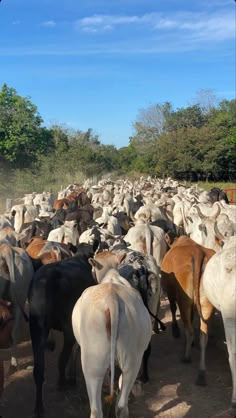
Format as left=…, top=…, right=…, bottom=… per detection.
left=0, top=176, right=235, bottom=418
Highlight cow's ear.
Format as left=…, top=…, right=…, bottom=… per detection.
left=164, top=233, right=171, bottom=246
left=93, top=239, right=100, bottom=254
left=88, top=258, right=103, bottom=270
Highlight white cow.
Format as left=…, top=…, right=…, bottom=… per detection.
left=11, top=204, right=38, bottom=233
left=0, top=242, right=34, bottom=367
left=124, top=224, right=167, bottom=268
left=202, top=236, right=236, bottom=408
left=134, top=204, right=165, bottom=224
left=72, top=269, right=152, bottom=418
left=47, top=220, right=79, bottom=245
left=0, top=215, right=13, bottom=230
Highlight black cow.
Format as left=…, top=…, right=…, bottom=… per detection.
left=151, top=218, right=179, bottom=243
left=65, top=205, right=95, bottom=234
left=208, top=187, right=229, bottom=204
left=50, top=208, right=66, bottom=229
left=29, top=241, right=98, bottom=418
left=19, top=219, right=52, bottom=248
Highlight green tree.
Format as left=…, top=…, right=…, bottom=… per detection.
left=49, top=124, right=69, bottom=151
left=0, top=84, right=54, bottom=167
left=165, top=104, right=207, bottom=132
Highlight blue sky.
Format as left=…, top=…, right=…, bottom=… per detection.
left=0, top=0, right=235, bottom=148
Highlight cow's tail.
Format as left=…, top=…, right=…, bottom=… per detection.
left=105, top=299, right=119, bottom=405
left=57, top=228, right=65, bottom=243
left=1, top=243, right=15, bottom=283
left=192, top=254, right=205, bottom=321
left=145, top=224, right=153, bottom=256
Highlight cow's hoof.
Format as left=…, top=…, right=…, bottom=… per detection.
left=132, top=380, right=144, bottom=397
left=172, top=324, right=180, bottom=338
left=153, top=323, right=160, bottom=334
left=195, top=370, right=207, bottom=386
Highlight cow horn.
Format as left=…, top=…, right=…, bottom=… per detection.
left=195, top=205, right=206, bottom=219
left=214, top=221, right=225, bottom=240
left=208, top=203, right=221, bottom=220
left=195, top=203, right=221, bottom=220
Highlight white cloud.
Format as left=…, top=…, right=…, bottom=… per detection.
left=41, top=20, right=56, bottom=27
left=1, top=8, right=234, bottom=57
left=75, top=14, right=150, bottom=32
left=74, top=11, right=235, bottom=43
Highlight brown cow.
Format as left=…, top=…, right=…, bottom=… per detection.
left=53, top=198, right=75, bottom=210
left=26, top=237, right=73, bottom=265
left=53, top=190, right=89, bottom=210
left=161, top=236, right=215, bottom=385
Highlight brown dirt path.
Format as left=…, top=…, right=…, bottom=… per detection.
left=0, top=300, right=234, bottom=418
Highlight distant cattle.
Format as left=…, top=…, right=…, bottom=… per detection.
left=47, top=220, right=80, bottom=246
left=26, top=237, right=73, bottom=266
left=124, top=224, right=168, bottom=268
left=208, top=187, right=229, bottom=204
left=11, top=204, right=38, bottom=233
left=18, top=218, right=52, bottom=248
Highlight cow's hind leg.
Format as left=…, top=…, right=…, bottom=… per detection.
left=179, top=302, right=194, bottom=363
left=81, top=349, right=109, bottom=418
left=116, top=366, right=140, bottom=418
left=169, top=299, right=180, bottom=338
left=139, top=342, right=151, bottom=383
left=66, top=343, right=80, bottom=386
left=57, top=331, right=75, bottom=389
left=117, top=353, right=143, bottom=418
left=30, top=317, right=49, bottom=418
left=87, top=377, right=104, bottom=418
left=196, top=293, right=214, bottom=386
left=222, top=315, right=236, bottom=407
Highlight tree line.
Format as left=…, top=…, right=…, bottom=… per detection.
left=0, top=83, right=235, bottom=196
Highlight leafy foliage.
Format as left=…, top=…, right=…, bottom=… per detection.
left=0, top=83, right=235, bottom=201
left=0, top=84, right=54, bottom=167
left=129, top=99, right=236, bottom=181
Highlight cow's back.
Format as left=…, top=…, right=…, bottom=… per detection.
left=73, top=282, right=152, bottom=353
left=29, top=257, right=95, bottom=331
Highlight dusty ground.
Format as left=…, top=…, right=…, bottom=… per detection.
left=0, top=300, right=235, bottom=418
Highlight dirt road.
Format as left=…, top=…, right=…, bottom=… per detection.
left=0, top=301, right=234, bottom=418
